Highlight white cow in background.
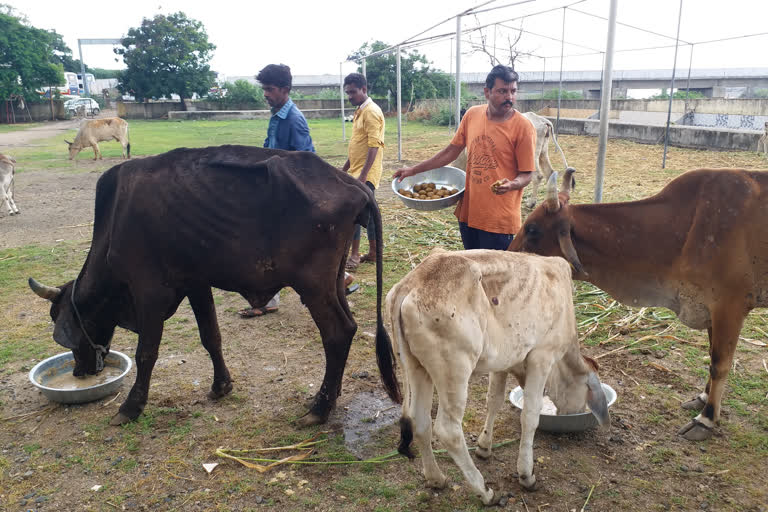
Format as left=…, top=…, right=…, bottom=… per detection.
left=387, top=249, right=609, bottom=505
left=0, top=154, right=20, bottom=216
left=451, top=111, right=570, bottom=208
left=758, top=121, right=768, bottom=160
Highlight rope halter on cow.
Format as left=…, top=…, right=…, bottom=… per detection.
left=71, top=277, right=109, bottom=372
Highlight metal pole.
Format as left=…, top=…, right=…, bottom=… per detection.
left=397, top=46, right=402, bottom=161
left=594, top=0, right=618, bottom=203
left=541, top=57, right=545, bottom=100
left=340, top=62, right=346, bottom=141
left=662, top=0, right=684, bottom=169
left=597, top=52, right=604, bottom=120
left=685, top=43, right=694, bottom=100
left=449, top=39, right=454, bottom=132
left=455, top=15, right=462, bottom=129
left=362, top=59, right=366, bottom=79
left=555, top=7, right=566, bottom=135
left=78, top=39, right=89, bottom=97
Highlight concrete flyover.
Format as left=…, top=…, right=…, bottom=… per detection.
left=222, top=68, right=768, bottom=100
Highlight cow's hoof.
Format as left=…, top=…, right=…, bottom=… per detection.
left=681, top=396, right=706, bottom=411
left=519, top=473, right=537, bottom=491
left=109, top=412, right=134, bottom=426
left=475, top=445, right=492, bottom=460
left=483, top=489, right=507, bottom=506
left=296, top=412, right=326, bottom=427
left=208, top=381, right=233, bottom=400
left=426, top=474, right=448, bottom=489
left=678, top=419, right=714, bottom=441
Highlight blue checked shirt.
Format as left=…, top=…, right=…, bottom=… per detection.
left=265, top=98, right=315, bottom=152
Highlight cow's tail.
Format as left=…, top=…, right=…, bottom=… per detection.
left=126, top=124, right=131, bottom=158
left=370, top=192, right=401, bottom=405
left=390, top=289, right=417, bottom=459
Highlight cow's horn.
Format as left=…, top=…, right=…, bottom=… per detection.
left=544, top=171, right=560, bottom=212
left=64, top=140, right=72, bottom=145
left=28, top=278, right=62, bottom=300
left=561, top=167, right=576, bottom=196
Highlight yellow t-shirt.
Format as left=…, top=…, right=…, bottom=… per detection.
left=450, top=105, right=536, bottom=235
left=348, top=99, right=385, bottom=188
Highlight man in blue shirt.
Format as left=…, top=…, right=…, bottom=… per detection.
left=259, top=64, right=315, bottom=152
left=238, top=65, right=355, bottom=318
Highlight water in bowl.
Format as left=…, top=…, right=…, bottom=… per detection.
left=39, top=364, right=124, bottom=390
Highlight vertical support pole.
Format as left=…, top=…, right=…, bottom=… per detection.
left=455, top=15, right=462, bottom=129
left=662, top=0, right=684, bottom=169
left=449, top=38, right=454, bottom=132
left=78, top=39, right=89, bottom=97
left=397, top=46, right=402, bottom=161
left=362, top=59, right=366, bottom=80
left=340, top=62, right=346, bottom=141
left=594, top=0, right=618, bottom=203
left=541, top=57, right=546, bottom=101
left=555, top=8, right=566, bottom=135
left=685, top=43, right=694, bottom=100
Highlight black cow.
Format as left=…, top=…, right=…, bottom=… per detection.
left=29, top=145, right=401, bottom=426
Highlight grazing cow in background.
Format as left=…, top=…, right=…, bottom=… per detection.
left=758, top=121, right=768, bottom=160
left=451, top=111, right=570, bottom=208
left=388, top=249, right=608, bottom=504
left=510, top=168, right=768, bottom=440
left=0, top=154, right=20, bottom=216
left=65, top=117, right=130, bottom=160
left=29, top=145, right=401, bottom=427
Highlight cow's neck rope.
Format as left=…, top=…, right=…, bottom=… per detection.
left=71, top=277, right=109, bottom=370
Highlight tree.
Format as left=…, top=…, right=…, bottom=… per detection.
left=0, top=6, right=64, bottom=102
left=114, top=12, right=216, bottom=106
left=347, top=41, right=451, bottom=106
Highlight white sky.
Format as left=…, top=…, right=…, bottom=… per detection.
left=7, top=0, right=768, bottom=80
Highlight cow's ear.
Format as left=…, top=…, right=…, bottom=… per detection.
left=52, top=312, right=79, bottom=349
left=586, top=372, right=610, bottom=427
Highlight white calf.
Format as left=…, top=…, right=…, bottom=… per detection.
left=0, top=154, right=20, bottom=216
left=387, top=249, right=608, bottom=505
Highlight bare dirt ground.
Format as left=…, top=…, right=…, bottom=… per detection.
left=1, top=128, right=767, bottom=512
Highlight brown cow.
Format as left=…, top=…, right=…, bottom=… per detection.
left=509, top=168, right=768, bottom=440
left=66, top=117, right=130, bottom=160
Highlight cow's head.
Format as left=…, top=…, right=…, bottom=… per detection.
left=29, top=277, right=115, bottom=376
left=64, top=140, right=80, bottom=160
left=547, top=355, right=610, bottom=426
left=509, top=169, right=587, bottom=277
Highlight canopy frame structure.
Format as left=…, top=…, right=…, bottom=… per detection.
left=340, top=0, right=767, bottom=199
left=77, top=38, right=121, bottom=97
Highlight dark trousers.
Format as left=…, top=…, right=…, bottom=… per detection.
left=458, top=222, right=514, bottom=251
left=354, top=181, right=377, bottom=241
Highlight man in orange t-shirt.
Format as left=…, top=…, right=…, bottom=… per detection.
left=393, top=65, right=535, bottom=250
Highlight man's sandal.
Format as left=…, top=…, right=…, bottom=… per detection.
left=238, top=306, right=278, bottom=318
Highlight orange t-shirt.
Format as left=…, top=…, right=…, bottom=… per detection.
left=450, top=105, right=536, bottom=235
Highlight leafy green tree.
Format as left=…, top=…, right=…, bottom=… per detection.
left=216, top=80, right=266, bottom=108
left=650, top=88, right=705, bottom=100
left=347, top=41, right=452, bottom=105
left=114, top=12, right=216, bottom=106
left=0, top=6, right=64, bottom=102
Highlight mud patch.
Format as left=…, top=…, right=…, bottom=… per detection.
left=341, top=390, right=400, bottom=459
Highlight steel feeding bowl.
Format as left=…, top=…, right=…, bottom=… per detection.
left=391, top=166, right=466, bottom=211
left=508, top=383, right=617, bottom=433
left=29, top=351, right=132, bottom=404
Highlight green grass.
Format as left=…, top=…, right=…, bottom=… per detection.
left=0, top=123, right=40, bottom=133
left=7, top=117, right=447, bottom=171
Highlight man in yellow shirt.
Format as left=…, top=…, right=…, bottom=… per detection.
left=342, top=73, right=385, bottom=270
